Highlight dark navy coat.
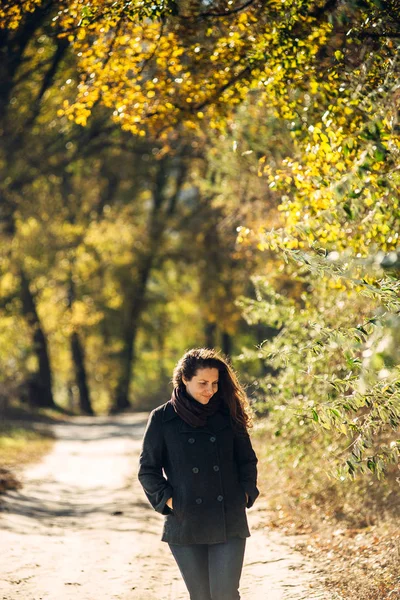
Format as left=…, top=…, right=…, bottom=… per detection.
left=138, top=400, right=259, bottom=545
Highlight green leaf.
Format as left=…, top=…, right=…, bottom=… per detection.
left=343, top=202, right=354, bottom=219
left=374, top=147, right=387, bottom=162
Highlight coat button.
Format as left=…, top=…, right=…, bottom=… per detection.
left=213, top=465, right=220, bottom=472
left=192, top=467, right=199, bottom=473
left=195, top=497, right=202, bottom=504
left=217, top=495, right=224, bottom=502
left=209, top=436, right=216, bottom=442
left=188, top=438, right=195, bottom=444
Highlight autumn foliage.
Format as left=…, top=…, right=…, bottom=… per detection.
left=1, top=0, right=400, bottom=477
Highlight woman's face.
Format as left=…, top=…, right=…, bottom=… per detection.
left=183, top=368, right=219, bottom=405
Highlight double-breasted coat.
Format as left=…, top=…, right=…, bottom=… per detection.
left=138, top=399, right=259, bottom=545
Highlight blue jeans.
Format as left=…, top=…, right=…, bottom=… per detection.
left=168, top=536, right=246, bottom=600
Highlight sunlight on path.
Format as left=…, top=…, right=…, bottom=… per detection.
left=0, top=415, right=329, bottom=600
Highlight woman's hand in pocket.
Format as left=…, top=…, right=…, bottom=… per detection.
left=166, top=497, right=173, bottom=510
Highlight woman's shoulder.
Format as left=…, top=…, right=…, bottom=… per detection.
left=150, top=399, right=176, bottom=422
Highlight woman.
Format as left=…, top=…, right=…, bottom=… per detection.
left=138, top=348, right=259, bottom=600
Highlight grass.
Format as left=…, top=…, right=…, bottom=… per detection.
left=252, top=419, right=400, bottom=600
left=0, top=422, right=55, bottom=493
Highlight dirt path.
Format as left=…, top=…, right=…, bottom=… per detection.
left=0, top=415, right=329, bottom=600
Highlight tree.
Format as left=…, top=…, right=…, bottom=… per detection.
left=3, top=0, right=398, bottom=431
left=234, top=3, right=400, bottom=477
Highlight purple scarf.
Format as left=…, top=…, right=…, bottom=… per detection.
left=170, top=386, right=222, bottom=427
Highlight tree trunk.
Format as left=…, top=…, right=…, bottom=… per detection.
left=111, top=322, right=137, bottom=413
left=62, top=169, right=94, bottom=417
left=205, top=322, right=217, bottom=348
left=221, top=331, right=232, bottom=357
left=110, top=157, right=187, bottom=413
left=19, top=268, right=55, bottom=408
left=111, top=252, right=154, bottom=413
left=0, top=1, right=55, bottom=121
left=71, top=331, right=94, bottom=415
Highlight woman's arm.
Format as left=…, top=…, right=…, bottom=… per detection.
left=138, top=409, right=174, bottom=515
left=233, top=429, right=260, bottom=508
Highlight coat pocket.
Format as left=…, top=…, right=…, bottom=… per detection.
left=171, top=491, right=182, bottom=518
left=239, top=484, right=248, bottom=507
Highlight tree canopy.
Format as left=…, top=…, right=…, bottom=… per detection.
left=1, top=0, right=400, bottom=477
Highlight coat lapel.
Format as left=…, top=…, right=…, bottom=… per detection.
left=208, top=409, right=231, bottom=432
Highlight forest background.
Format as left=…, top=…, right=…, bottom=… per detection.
left=1, top=1, right=400, bottom=598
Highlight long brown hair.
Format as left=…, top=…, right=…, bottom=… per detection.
left=172, top=348, right=253, bottom=433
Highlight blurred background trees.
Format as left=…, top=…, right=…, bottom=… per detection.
left=1, top=5, right=399, bottom=596
left=0, top=0, right=275, bottom=415
left=1, top=0, right=399, bottom=479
